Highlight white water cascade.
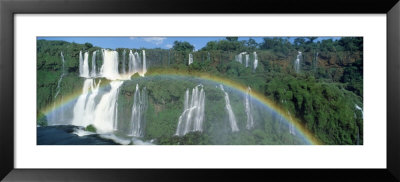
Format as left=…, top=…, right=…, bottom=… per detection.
left=253, top=52, right=258, bottom=71
left=129, top=84, right=148, bottom=137
left=355, top=104, right=363, bottom=118
left=121, top=50, right=126, bottom=75
left=288, top=111, right=296, bottom=135
left=101, top=50, right=120, bottom=80
left=134, top=52, right=141, bottom=69
left=235, top=52, right=257, bottom=70
left=245, top=87, right=254, bottom=129
left=79, top=51, right=90, bottom=78
left=71, top=79, right=101, bottom=127
left=79, top=51, right=83, bottom=76
left=294, top=51, right=302, bottom=73
left=90, top=51, right=97, bottom=77
left=142, top=50, right=147, bottom=75
left=245, top=54, right=250, bottom=67
left=54, top=52, right=65, bottom=99
left=188, top=53, right=193, bottom=65
left=236, top=53, right=241, bottom=63
left=70, top=49, right=149, bottom=136
left=175, top=85, right=205, bottom=136
left=128, top=50, right=138, bottom=74
left=127, top=50, right=146, bottom=76
left=278, top=115, right=283, bottom=132
left=219, top=84, right=239, bottom=132
left=49, top=52, right=66, bottom=125
left=235, top=52, right=246, bottom=64
left=92, top=81, right=123, bottom=133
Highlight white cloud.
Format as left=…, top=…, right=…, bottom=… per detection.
left=129, top=37, right=136, bottom=40
left=165, top=44, right=173, bottom=49
left=142, top=37, right=166, bottom=45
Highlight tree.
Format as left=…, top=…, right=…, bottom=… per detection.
left=259, top=38, right=291, bottom=57
left=260, top=38, right=274, bottom=49
left=338, top=37, right=363, bottom=52
left=320, top=39, right=335, bottom=52
left=172, top=41, right=195, bottom=52
left=294, top=38, right=306, bottom=46
left=85, top=42, right=93, bottom=49
left=226, top=37, right=239, bottom=42
left=246, top=38, right=258, bottom=50
left=307, top=37, right=318, bottom=43
left=201, top=40, right=245, bottom=52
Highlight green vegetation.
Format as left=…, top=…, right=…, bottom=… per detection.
left=172, top=41, right=195, bottom=52
left=85, top=124, right=97, bottom=133
left=37, top=112, right=48, bottom=127
left=37, top=37, right=363, bottom=145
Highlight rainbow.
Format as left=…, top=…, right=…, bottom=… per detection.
left=40, top=69, right=322, bottom=145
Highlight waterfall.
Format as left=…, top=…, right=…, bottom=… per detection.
left=84, top=80, right=102, bottom=124
left=245, top=87, right=254, bottom=129
left=355, top=104, right=363, bottom=118
left=135, top=52, right=141, bottom=73
left=288, top=111, right=296, bottom=135
left=245, top=54, right=250, bottom=67
left=92, top=81, right=123, bottom=133
left=79, top=51, right=90, bottom=78
left=83, top=52, right=90, bottom=77
left=278, top=115, right=283, bottom=132
left=54, top=52, right=65, bottom=99
left=80, top=79, right=101, bottom=127
left=188, top=53, right=193, bottom=65
left=101, top=49, right=120, bottom=80
left=121, top=50, right=126, bottom=75
left=128, top=50, right=144, bottom=76
left=96, top=49, right=146, bottom=80
left=128, top=50, right=136, bottom=74
left=219, top=84, right=239, bottom=132
left=128, top=50, right=133, bottom=73
left=129, top=84, right=148, bottom=137
left=234, top=52, right=255, bottom=69
left=289, top=122, right=295, bottom=135
left=142, top=50, right=147, bottom=75
left=294, top=51, right=302, bottom=73
left=175, top=85, right=205, bottom=136
left=253, top=52, right=258, bottom=71
left=90, top=51, right=97, bottom=77
left=49, top=52, right=66, bottom=125
left=354, top=104, right=363, bottom=145
left=79, top=51, right=83, bottom=76
left=134, top=52, right=141, bottom=70
left=71, top=79, right=101, bottom=127
left=235, top=52, right=246, bottom=64
left=69, top=48, right=147, bottom=135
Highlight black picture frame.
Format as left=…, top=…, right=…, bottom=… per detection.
left=1, top=0, right=399, bottom=181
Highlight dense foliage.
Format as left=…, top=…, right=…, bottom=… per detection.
left=37, top=37, right=363, bottom=145
left=172, top=41, right=195, bottom=52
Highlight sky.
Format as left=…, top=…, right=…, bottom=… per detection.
left=37, top=37, right=341, bottom=50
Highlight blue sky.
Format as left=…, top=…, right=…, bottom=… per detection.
left=38, top=37, right=341, bottom=50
